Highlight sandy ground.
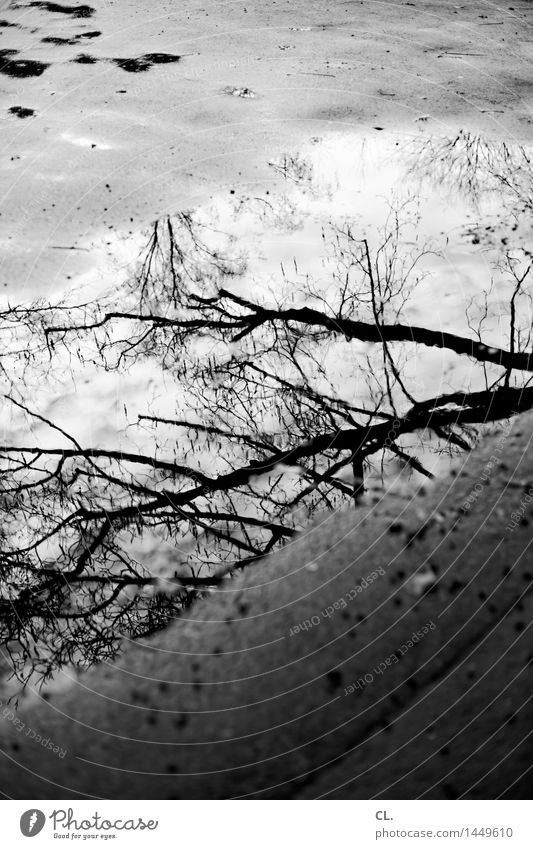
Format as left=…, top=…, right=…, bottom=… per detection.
left=1, top=0, right=533, bottom=799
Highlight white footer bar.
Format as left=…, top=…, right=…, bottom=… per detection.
left=1, top=800, right=532, bottom=848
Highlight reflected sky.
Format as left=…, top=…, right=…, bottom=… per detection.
left=109, top=130, right=533, bottom=419
left=3, top=129, right=533, bottom=468
left=187, top=131, right=531, bottom=342
left=2, top=128, right=533, bottom=693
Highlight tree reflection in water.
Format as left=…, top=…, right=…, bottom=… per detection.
left=1, top=131, right=532, bottom=692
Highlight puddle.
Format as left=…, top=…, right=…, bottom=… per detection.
left=42, top=30, right=100, bottom=45
left=111, top=52, right=182, bottom=72
left=0, top=49, right=49, bottom=77
left=42, top=35, right=79, bottom=44
left=22, top=1, right=95, bottom=16
left=67, top=52, right=183, bottom=70
left=71, top=52, right=97, bottom=63
left=1, top=128, right=533, bottom=692
left=8, top=105, right=35, bottom=117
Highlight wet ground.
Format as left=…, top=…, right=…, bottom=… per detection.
left=2, top=412, right=533, bottom=799
left=1, top=0, right=533, bottom=798
left=1, top=0, right=533, bottom=297
left=1, top=129, right=531, bottom=506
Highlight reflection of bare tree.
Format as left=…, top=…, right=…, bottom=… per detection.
left=1, top=202, right=533, bottom=690
left=406, top=130, right=533, bottom=206
left=268, top=152, right=314, bottom=188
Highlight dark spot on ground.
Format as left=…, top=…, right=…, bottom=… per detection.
left=25, top=2, right=95, bottom=17
left=0, top=51, right=49, bottom=78
left=42, top=35, right=76, bottom=44
left=111, top=53, right=181, bottom=72
left=72, top=53, right=97, bottom=63
left=143, top=52, right=181, bottom=64
left=130, top=689, right=148, bottom=704
left=325, top=669, right=343, bottom=691
left=389, top=522, right=403, bottom=534
left=166, top=764, right=179, bottom=773
left=42, top=29, right=100, bottom=44
left=441, top=783, right=457, bottom=799
left=0, top=19, right=20, bottom=27
left=112, top=56, right=150, bottom=73
left=406, top=527, right=426, bottom=546
left=174, top=715, right=188, bottom=729
left=389, top=692, right=403, bottom=708
left=9, top=105, right=35, bottom=118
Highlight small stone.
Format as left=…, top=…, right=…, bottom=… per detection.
left=224, top=86, right=256, bottom=98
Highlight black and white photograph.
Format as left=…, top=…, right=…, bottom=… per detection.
left=0, top=0, right=532, bottom=821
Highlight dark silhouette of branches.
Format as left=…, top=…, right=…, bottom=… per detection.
left=1, top=192, right=532, bottom=690
left=406, top=130, right=532, bottom=205
left=44, top=291, right=533, bottom=372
